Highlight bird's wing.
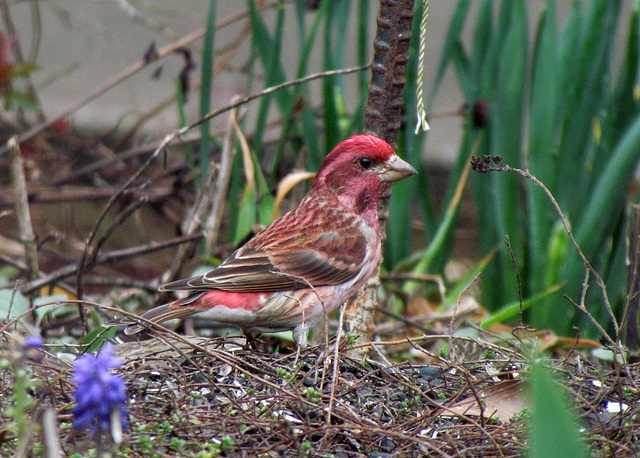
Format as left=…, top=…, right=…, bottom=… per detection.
left=161, top=218, right=368, bottom=293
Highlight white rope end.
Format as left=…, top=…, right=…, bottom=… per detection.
left=414, top=114, right=430, bottom=134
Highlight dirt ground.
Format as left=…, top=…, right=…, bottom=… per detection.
left=1, top=325, right=639, bottom=457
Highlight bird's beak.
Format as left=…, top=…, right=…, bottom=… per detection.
left=380, top=156, right=417, bottom=182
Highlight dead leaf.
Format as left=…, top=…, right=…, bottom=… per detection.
left=442, top=379, right=526, bottom=422
left=272, top=171, right=315, bottom=218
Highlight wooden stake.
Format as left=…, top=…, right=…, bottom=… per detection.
left=8, top=135, right=39, bottom=282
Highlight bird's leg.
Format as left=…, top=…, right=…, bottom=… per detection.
left=244, top=332, right=260, bottom=350
left=292, top=327, right=310, bottom=367
left=293, top=346, right=301, bottom=367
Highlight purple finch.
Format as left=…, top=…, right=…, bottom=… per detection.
left=108, top=134, right=416, bottom=347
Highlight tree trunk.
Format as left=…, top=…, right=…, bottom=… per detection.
left=344, top=0, right=415, bottom=359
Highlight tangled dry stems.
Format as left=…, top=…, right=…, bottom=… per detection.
left=2, top=329, right=640, bottom=457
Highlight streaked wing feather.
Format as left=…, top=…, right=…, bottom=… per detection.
left=160, top=204, right=368, bottom=293
left=111, top=303, right=200, bottom=335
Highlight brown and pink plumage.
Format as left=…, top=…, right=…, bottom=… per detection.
left=107, top=134, right=416, bottom=347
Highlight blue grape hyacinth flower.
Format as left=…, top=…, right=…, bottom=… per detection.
left=72, top=344, right=128, bottom=439
left=22, top=334, right=44, bottom=362
left=24, top=334, right=43, bottom=349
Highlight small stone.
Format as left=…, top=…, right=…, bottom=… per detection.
left=380, top=438, right=395, bottom=451
left=419, top=366, right=442, bottom=380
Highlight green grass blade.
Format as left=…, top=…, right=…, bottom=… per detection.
left=471, top=0, right=520, bottom=310
left=596, top=216, right=630, bottom=327
left=480, top=285, right=562, bottom=330
left=575, top=115, right=640, bottom=261
left=198, top=0, right=217, bottom=185
left=349, top=0, right=370, bottom=135
left=527, top=1, right=558, bottom=298
left=555, top=0, right=622, bottom=213
left=357, top=0, right=370, bottom=98
left=478, top=0, right=515, bottom=97
left=386, top=178, right=413, bottom=268
left=451, top=41, right=473, bottom=98
left=322, top=0, right=351, bottom=150
left=489, top=0, right=527, bottom=302
left=403, top=158, right=473, bottom=295
left=332, top=0, right=350, bottom=71
left=427, top=0, right=471, bottom=106
left=274, top=0, right=330, bottom=175
left=559, top=114, right=640, bottom=334
left=445, top=246, right=497, bottom=308
left=234, top=185, right=257, bottom=243
left=248, top=0, right=290, bottom=150
left=557, top=1, right=582, bottom=107
left=392, top=2, right=433, bottom=256
left=607, top=4, right=640, bottom=139
left=430, top=130, right=484, bottom=275
left=528, top=361, right=588, bottom=458
left=536, top=219, right=570, bottom=328
left=175, top=77, right=196, bottom=176
left=470, top=0, right=493, bottom=89
left=252, top=149, right=275, bottom=228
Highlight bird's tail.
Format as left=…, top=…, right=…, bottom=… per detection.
left=103, top=303, right=199, bottom=335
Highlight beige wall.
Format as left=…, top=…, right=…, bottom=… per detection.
left=4, top=1, right=632, bottom=163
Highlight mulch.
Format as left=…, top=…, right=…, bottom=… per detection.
left=2, top=329, right=638, bottom=457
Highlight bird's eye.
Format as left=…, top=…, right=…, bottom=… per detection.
left=359, top=157, right=373, bottom=168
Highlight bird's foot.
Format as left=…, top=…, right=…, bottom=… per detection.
left=243, top=332, right=261, bottom=350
